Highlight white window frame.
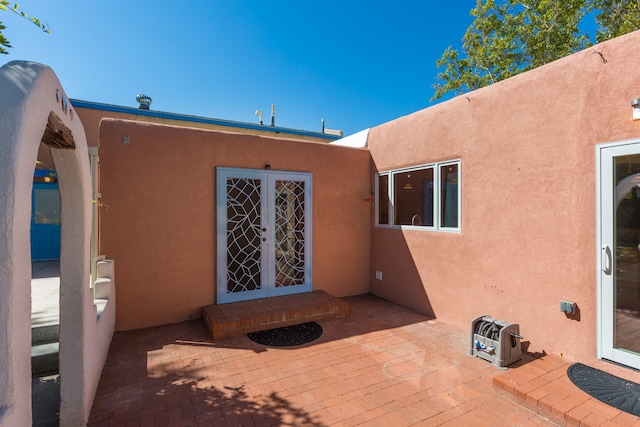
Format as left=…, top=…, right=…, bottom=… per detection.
left=376, top=160, right=461, bottom=232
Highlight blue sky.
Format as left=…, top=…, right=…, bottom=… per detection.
left=1, top=1, right=479, bottom=136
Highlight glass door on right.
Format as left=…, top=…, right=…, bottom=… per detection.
left=599, top=141, right=640, bottom=369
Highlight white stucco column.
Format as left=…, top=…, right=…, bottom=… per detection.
left=0, top=61, right=109, bottom=427
left=0, top=60, right=52, bottom=427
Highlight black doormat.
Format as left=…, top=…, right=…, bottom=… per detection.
left=247, top=322, right=322, bottom=347
left=567, top=363, right=640, bottom=416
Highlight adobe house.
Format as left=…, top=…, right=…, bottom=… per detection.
left=4, top=28, right=640, bottom=426
left=96, top=29, right=640, bottom=368
left=98, top=27, right=640, bottom=369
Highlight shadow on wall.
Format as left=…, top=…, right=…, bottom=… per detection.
left=369, top=160, right=434, bottom=317
left=370, top=160, right=436, bottom=318
left=369, top=228, right=435, bottom=318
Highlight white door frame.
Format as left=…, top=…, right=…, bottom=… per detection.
left=216, top=167, right=312, bottom=304
left=596, top=137, right=640, bottom=369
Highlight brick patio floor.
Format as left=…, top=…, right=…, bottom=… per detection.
left=87, top=294, right=566, bottom=426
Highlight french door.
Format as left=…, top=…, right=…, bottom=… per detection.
left=598, top=140, right=640, bottom=369
left=216, top=168, right=312, bottom=304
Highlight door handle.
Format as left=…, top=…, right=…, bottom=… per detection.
left=602, top=246, right=612, bottom=276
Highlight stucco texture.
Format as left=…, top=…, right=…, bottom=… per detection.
left=98, top=119, right=371, bottom=331
left=0, top=61, right=114, bottom=427
left=367, top=30, right=640, bottom=360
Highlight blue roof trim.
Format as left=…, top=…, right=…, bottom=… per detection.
left=70, top=99, right=339, bottom=141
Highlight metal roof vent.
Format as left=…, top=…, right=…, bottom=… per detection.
left=136, top=94, right=152, bottom=110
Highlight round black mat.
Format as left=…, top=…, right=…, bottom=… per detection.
left=247, top=322, right=322, bottom=347
left=567, top=363, right=640, bottom=416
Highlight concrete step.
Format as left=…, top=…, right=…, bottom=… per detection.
left=32, top=322, right=59, bottom=346
left=31, top=342, right=59, bottom=375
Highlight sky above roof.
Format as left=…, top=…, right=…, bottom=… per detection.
left=0, top=1, right=479, bottom=136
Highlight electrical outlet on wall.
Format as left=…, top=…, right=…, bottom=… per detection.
left=560, top=300, right=577, bottom=315
left=375, top=271, right=383, bottom=281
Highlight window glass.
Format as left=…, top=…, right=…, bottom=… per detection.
left=440, top=163, right=459, bottom=228
left=393, top=167, right=434, bottom=226
left=377, top=174, right=389, bottom=225
left=377, top=160, right=460, bottom=231
left=34, top=188, right=60, bottom=224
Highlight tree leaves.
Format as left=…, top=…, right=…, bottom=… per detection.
left=0, top=1, right=50, bottom=55
left=432, top=0, right=639, bottom=101
left=592, top=0, right=640, bottom=42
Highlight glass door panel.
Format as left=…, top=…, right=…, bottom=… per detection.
left=225, top=177, right=264, bottom=294
left=599, top=142, right=640, bottom=369
left=217, top=169, right=268, bottom=304
left=217, top=168, right=312, bottom=304
left=268, top=174, right=312, bottom=297
left=614, top=154, right=640, bottom=355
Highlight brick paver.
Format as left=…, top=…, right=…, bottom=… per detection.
left=89, top=294, right=557, bottom=426
left=494, top=354, right=640, bottom=426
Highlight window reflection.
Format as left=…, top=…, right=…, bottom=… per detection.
left=377, top=160, right=460, bottom=231
left=440, top=164, right=459, bottom=228
left=393, top=167, right=434, bottom=226
left=377, top=174, right=389, bottom=225
left=614, top=156, right=640, bottom=353
left=34, top=188, right=60, bottom=225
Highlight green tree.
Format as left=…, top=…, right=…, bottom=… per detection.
left=0, top=1, right=50, bottom=54
left=592, top=0, right=640, bottom=42
left=432, top=0, right=640, bottom=101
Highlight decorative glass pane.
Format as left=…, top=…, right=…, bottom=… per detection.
left=393, top=167, right=434, bottom=226
left=226, top=178, right=262, bottom=293
left=440, top=164, right=459, bottom=228
left=274, top=180, right=305, bottom=287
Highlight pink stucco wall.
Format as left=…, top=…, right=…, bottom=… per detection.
left=98, top=119, right=371, bottom=331
left=367, top=30, right=640, bottom=360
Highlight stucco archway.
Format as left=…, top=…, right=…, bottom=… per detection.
left=0, top=61, right=113, bottom=426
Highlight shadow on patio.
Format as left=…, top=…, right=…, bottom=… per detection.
left=88, top=294, right=562, bottom=426
left=92, top=371, right=325, bottom=426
